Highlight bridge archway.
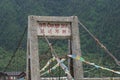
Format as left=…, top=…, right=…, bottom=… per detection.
left=27, top=16, right=83, bottom=80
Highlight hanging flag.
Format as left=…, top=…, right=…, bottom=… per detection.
left=40, top=57, right=55, bottom=72
left=68, top=54, right=120, bottom=75
left=40, top=58, right=66, bottom=76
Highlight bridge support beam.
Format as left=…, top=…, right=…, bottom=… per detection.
left=71, top=16, right=84, bottom=79
left=26, top=16, right=40, bottom=80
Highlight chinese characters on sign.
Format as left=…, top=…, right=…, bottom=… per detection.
left=37, top=22, right=71, bottom=37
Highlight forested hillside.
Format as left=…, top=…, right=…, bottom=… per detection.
left=0, top=0, right=120, bottom=77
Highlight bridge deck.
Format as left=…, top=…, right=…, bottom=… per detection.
left=41, top=77, right=120, bottom=80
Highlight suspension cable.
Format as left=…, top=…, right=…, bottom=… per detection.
left=3, top=27, right=27, bottom=72
left=78, top=20, right=120, bottom=66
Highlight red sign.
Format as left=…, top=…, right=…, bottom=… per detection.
left=37, top=22, right=71, bottom=37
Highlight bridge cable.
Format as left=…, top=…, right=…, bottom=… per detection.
left=39, top=41, right=57, bottom=60
left=78, top=20, right=120, bottom=66
left=3, top=26, right=27, bottom=72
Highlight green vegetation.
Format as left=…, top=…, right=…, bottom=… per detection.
left=0, top=0, right=120, bottom=77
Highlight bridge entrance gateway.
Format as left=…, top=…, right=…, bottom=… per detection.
left=27, top=16, right=120, bottom=80
left=27, top=16, right=83, bottom=80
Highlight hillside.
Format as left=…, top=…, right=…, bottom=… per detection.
left=0, top=0, right=120, bottom=77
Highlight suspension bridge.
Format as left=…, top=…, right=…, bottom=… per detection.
left=1, top=16, right=120, bottom=80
